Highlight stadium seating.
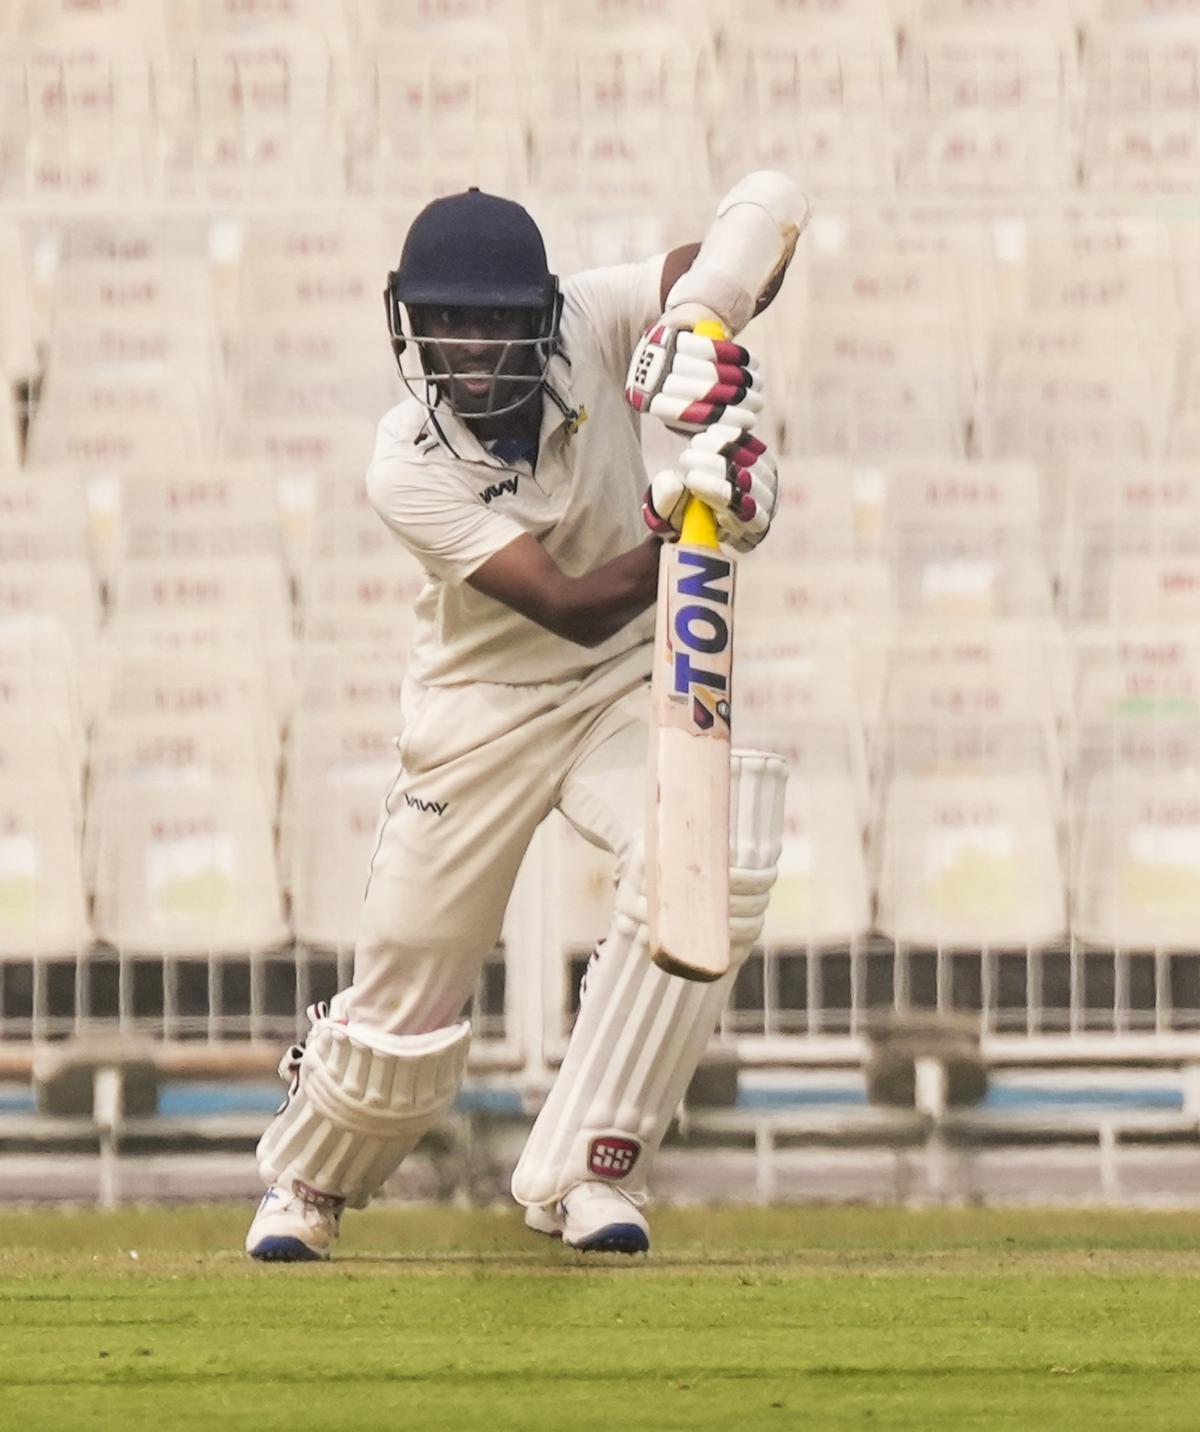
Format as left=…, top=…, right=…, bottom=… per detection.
left=1060, top=464, right=1200, bottom=621
left=0, top=775, right=92, bottom=958
left=1074, top=770, right=1200, bottom=950
left=797, top=308, right=969, bottom=458
left=4, top=0, right=1200, bottom=1055
left=282, top=710, right=397, bottom=950
left=879, top=460, right=1053, bottom=622
left=872, top=625, right=1066, bottom=948
left=91, top=781, right=288, bottom=955
left=738, top=641, right=874, bottom=946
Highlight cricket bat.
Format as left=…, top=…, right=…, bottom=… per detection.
left=646, top=316, right=735, bottom=982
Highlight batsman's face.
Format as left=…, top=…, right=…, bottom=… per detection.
left=412, top=305, right=545, bottom=417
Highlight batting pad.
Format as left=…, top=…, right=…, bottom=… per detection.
left=257, top=1018, right=470, bottom=1208
left=512, top=750, right=787, bottom=1209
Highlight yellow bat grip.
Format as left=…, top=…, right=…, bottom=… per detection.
left=678, top=317, right=729, bottom=549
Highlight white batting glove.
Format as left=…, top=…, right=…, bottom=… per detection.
left=626, top=321, right=764, bottom=435
left=642, top=425, right=778, bottom=554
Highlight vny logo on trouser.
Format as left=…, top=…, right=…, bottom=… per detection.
left=588, top=1135, right=641, bottom=1180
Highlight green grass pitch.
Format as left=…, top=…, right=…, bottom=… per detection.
left=2, top=1204, right=1199, bottom=1431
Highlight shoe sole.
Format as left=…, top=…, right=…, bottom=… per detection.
left=565, top=1222, right=650, bottom=1255
left=248, top=1236, right=327, bottom=1263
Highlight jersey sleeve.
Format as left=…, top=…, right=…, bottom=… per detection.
left=562, top=256, right=663, bottom=385
left=366, top=447, right=525, bottom=586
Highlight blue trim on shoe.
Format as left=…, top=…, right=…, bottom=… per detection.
left=568, top=1222, right=650, bottom=1255
left=249, top=1235, right=324, bottom=1263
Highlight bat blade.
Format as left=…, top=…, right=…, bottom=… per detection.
left=646, top=500, right=735, bottom=982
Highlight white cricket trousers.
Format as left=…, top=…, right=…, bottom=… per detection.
left=343, top=645, right=650, bottom=1034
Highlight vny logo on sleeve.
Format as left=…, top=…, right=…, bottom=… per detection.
left=480, top=474, right=519, bottom=505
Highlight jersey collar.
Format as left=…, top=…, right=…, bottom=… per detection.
left=425, top=350, right=580, bottom=469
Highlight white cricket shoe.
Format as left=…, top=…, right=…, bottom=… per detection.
left=524, top=1182, right=650, bottom=1254
left=245, top=1184, right=343, bottom=1263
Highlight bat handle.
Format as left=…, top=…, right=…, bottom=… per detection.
left=679, top=315, right=729, bottom=549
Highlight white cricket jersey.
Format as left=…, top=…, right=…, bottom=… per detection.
left=366, top=257, right=663, bottom=686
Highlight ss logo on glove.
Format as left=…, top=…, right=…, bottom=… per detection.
left=625, top=323, right=764, bottom=435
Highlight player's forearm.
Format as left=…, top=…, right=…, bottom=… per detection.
left=467, top=532, right=661, bottom=648
left=544, top=538, right=661, bottom=648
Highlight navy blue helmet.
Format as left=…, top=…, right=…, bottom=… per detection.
left=384, top=188, right=561, bottom=419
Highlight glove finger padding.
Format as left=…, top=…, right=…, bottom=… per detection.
left=642, top=467, right=688, bottom=539
left=643, top=427, right=778, bottom=550
left=626, top=322, right=764, bottom=435
left=679, top=426, right=778, bottom=553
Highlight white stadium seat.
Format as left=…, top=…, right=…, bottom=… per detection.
left=1082, top=114, right=1200, bottom=193
left=878, top=626, right=1064, bottom=801
left=97, top=641, right=280, bottom=750
left=737, top=642, right=874, bottom=946
left=0, top=616, right=87, bottom=775
left=710, top=109, right=897, bottom=196
left=0, top=558, right=100, bottom=655
left=1069, top=627, right=1200, bottom=842
left=879, top=459, right=1053, bottom=622
left=718, top=27, right=898, bottom=115
left=15, top=0, right=165, bottom=35
left=218, top=411, right=377, bottom=477
left=91, top=781, right=288, bottom=956
left=1083, top=14, right=1200, bottom=117
left=1060, top=464, right=1200, bottom=622
left=287, top=776, right=384, bottom=951
left=797, top=309, right=969, bottom=458
left=99, top=616, right=295, bottom=726
left=0, top=777, right=92, bottom=958
left=978, top=317, right=1162, bottom=475
left=282, top=710, right=398, bottom=945
left=0, top=471, right=92, bottom=562
left=112, top=465, right=284, bottom=573
left=900, top=108, right=1071, bottom=192
left=762, top=773, right=873, bottom=950
left=85, top=711, right=278, bottom=887
left=0, top=711, right=83, bottom=833
left=1075, top=770, right=1200, bottom=951
left=27, top=389, right=214, bottom=467
left=737, top=558, right=893, bottom=726
left=110, top=553, right=293, bottom=644
left=292, top=640, right=406, bottom=716
left=1105, top=554, right=1200, bottom=623
left=874, top=771, right=1067, bottom=949
left=296, top=472, right=399, bottom=573
left=737, top=638, right=870, bottom=814
left=299, top=553, right=425, bottom=644
left=1018, top=215, right=1178, bottom=319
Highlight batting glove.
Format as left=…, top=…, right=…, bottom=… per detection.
left=642, top=424, right=778, bottom=554
left=626, top=321, right=764, bottom=435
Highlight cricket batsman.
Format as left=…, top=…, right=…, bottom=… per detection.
left=245, top=172, right=807, bottom=1260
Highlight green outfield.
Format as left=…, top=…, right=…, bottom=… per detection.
left=1, top=1205, right=1199, bottom=1431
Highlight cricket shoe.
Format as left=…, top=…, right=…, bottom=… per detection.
left=245, top=1183, right=343, bottom=1262
left=524, top=1181, right=650, bottom=1254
